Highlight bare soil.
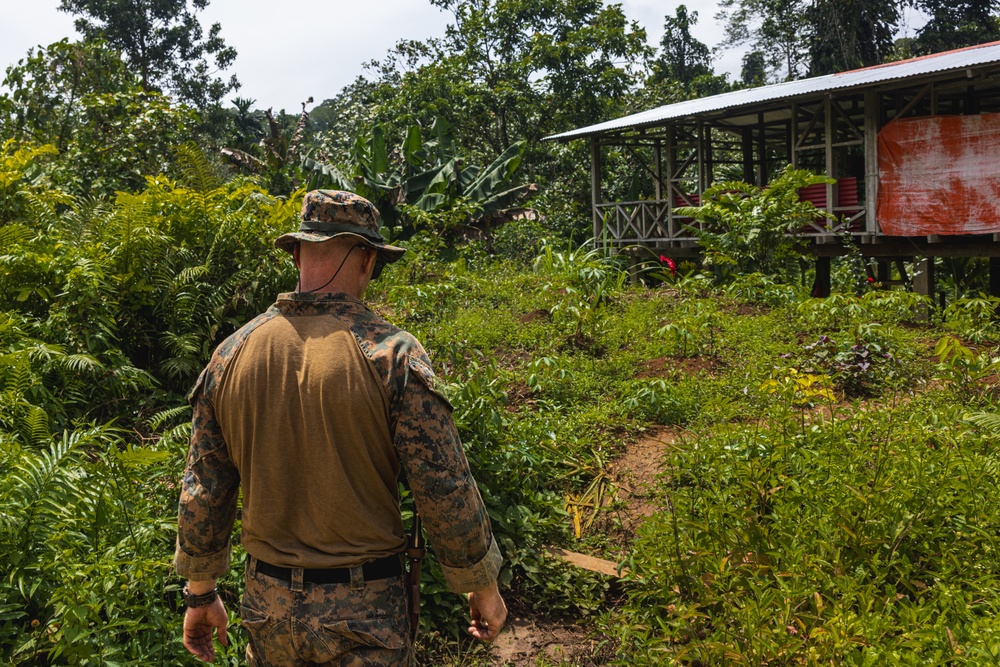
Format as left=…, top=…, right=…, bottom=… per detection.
left=489, top=617, right=608, bottom=667
left=520, top=309, right=551, bottom=324
left=637, top=355, right=720, bottom=378
left=505, top=380, right=534, bottom=413
left=604, top=429, right=678, bottom=540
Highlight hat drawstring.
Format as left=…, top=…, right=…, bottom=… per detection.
left=298, top=245, right=361, bottom=294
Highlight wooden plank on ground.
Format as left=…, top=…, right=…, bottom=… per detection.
left=544, top=546, right=627, bottom=577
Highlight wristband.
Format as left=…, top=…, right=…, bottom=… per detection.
left=182, top=585, right=219, bottom=609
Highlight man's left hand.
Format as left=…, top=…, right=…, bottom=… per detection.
left=183, top=597, right=229, bottom=662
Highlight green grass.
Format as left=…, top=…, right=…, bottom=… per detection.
left=5, top=215, right=1000, bottom=664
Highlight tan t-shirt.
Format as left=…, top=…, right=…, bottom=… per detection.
left=175, top=292, right=502, bottom=592
left=213, top=308, right=405, bottom=568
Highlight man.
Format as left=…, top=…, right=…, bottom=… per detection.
left=174, top=190, right=506, bottom=665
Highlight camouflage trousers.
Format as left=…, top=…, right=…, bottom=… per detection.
left=239, top=556, right=411, bottom=666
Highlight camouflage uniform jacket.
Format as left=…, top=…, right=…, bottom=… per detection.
left=174, top=291, right=502, bottom=593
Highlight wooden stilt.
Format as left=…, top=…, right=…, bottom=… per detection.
left=913, top=257, right=935, bottom=320
left=877, top=261, right=891, bottom=286
left=813, top=257, right=832, bottom=298
left=991, top=258, right=1000, bottom=298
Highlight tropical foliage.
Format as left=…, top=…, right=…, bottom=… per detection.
left=4, top=0, right=1000, bottom=665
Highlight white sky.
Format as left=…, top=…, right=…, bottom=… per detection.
left=0, top=0, right=930, bottom=112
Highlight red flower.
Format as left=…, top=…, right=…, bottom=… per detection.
left=659, top=254, right=668, bottom=262
left=666, top=257, right=677, bottom=276
left=867, top=277, right=875, bottom=284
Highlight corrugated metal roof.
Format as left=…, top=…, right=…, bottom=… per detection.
left=546, top=41, right=1000, bottom=141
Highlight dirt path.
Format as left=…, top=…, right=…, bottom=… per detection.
left=485, top=429, right=677, bottom=666
left=490, top=617, right=601, bottom=666
left=605, top=429, right=677, bottom=540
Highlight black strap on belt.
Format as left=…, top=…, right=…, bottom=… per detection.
left=255, top=554, right=402, bottom=585
left=406, top=513, right=425, bottom=641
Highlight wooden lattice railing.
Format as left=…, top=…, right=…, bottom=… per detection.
left=595, top=177, right=868, bottom=247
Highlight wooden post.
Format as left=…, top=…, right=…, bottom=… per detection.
left=741, top=127, right=754, bottom=184
left=913, top=257, right=936, bottom=320
left=666, top=126, right=678, bottom=240
left=696, top=120, right=705, bottom=196
left=653, top=139, right=663, bottom=202
left=704, top=124, right=714, bottom=188
left=629, top=248, right=643, bottom=285
left=591, top=137, right=602, bottom=246
left=812, top=257, right=832, bottom=298
left=864, top=91, right=880, bottom=235
left=877, top=260, right=891, bottom=286
left=757, top=112, right=767, bottom=186
left=991, top=257, right=1000, bottom=299
left=824, top=94, right=836, bottom=228
left=790, top=104, right=798, bottom=169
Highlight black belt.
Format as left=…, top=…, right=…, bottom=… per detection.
left=255, top=554, right=403, bottom=585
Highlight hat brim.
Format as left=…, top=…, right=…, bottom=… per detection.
left=274, top=231, right=406, bottom=263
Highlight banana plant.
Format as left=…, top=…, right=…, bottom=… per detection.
left=301, top=117, right=536, bottom=240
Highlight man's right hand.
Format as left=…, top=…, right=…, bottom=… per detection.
left=467, top=582, right=507, bottom=642
left=183, top=597, right=229, bottom=662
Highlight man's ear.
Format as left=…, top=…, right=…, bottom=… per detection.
left=360, top=247, right=377, bottom=277
left=292, top=243, right=301, bottom=269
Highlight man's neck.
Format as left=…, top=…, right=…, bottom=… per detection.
left=296, top=276, right=363, bottom=299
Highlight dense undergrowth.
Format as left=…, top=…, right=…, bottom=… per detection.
left=4, top=144, right=1000, bottom=666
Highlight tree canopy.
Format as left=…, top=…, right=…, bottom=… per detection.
left=57, top=0, right=238, bottom=110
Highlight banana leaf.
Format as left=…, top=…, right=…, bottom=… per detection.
left=403, top=125, right=424, bottom=169
left=300, top=156, right=354, bottom=192
left=466, top=141, right=526, bottom=203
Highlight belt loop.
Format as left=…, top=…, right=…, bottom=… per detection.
left=350, top=565, right=365, bottom=591
left=248, top=555, right=258, bottom=578
left=291, top=567, right=304, bottom=592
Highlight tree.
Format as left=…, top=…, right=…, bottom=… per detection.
left=741, top=50, right=768, bottom=87
left=0, top=39, right=135, bottom=152
left=0, top=40, right=197, bottom=196
left=806, top=0, right=901, bottom=75
left=716, top=0, right=810, bottom=81
left=651, top=5, right=713, bottom=87
left=361, top=0, right=649, bottom=159
left=911, top=0, right=1000, bottom=55
left=227, top=97, right=265, bottom=153
left=57, top=0, right=238, bottom=110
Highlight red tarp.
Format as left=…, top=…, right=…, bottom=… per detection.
left=877, top=113, right=1000, bottom=236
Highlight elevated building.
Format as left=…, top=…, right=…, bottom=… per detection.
left=547, top=41, right=1000, bottom=296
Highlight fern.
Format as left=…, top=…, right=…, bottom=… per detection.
left=146, top=404, right=190, bottom=431
left=0, top=223, right=33, bottom=250
left=965, top=411, right=1000, bottom=434
left=9, top=430, right=89, bottom=542
left=57, top=354, right=104, bottom=374
left=173, top=142, right=222, bottom=194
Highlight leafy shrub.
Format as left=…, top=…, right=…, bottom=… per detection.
left=934, top=335, right=1000, bottom=401
left=621, top=378, right=702, bottom=426
left=800, top=327, right=900, bottom=397
left=493, top=216, right=555, bottom=264
left=610, top=396, right=1000, bottom=665
left=534, top=240, right=627, bottom=343
left=797, top=290, right=933, bottom=332
left=944, top=295, right=1000, bottom=343
left=675, top=166, right=832, bottom=278
left=656, top=300, right=722, bottom=358
left=722, top=272, right=801, bottom=307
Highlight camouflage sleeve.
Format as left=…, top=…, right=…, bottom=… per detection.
left=394, top=354, right=502, bottom=594
left=173, top=367, right=241, bottom=581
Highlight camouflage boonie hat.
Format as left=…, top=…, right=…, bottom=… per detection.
left=275, top=190, right=406, bottom=267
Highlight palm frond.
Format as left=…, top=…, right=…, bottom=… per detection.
left=966, top=411, right=1000, bottom=434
